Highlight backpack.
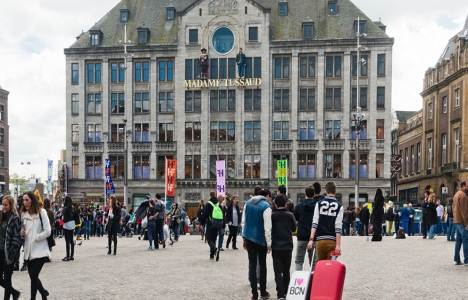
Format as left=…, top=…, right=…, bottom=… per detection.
left=208, top=201, right=224, bottom=229
left=447, top=205, right=452, bottom=215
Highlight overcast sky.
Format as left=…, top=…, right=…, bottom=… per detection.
left=0, top=0, right=467, bottom=182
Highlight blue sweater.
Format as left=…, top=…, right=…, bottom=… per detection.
left=242, top=196, right=272, bottom=247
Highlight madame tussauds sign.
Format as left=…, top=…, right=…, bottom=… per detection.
left=183, top=78, right=262, bottom=88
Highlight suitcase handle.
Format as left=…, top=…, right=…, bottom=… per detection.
left=331, top=251, right=341, bottom=260
left=308, top=246, right=316, bottom=273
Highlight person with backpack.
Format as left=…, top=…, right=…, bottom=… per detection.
left=201, top=191, right=225, bottom=261
left=446, top=199, right=455, bottom=241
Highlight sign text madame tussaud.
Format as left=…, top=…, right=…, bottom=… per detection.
left=183, top=78, right=262, bottom=88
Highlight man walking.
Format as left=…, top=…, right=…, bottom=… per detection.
left=242, top=188, right=272, bottom=300
left=421, top=191, right=430, bottom=239
left=436, top=200, right=444, bottom=235
left=154, top=194, right=166, bottom=249
left=201, top=191, right=224, bottom=261
left=360, top=203, right=370, bottom=236
left=452, top=181, right=468, bottom=265
left=225, top=195, right=241, bottom=250
left=236, top=48, right=246, bottom=79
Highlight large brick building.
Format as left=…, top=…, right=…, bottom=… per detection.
left=64, top=0, right=394, bottom=212
left=0, top=85, right=8, bottom=196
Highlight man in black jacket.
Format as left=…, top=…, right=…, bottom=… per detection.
left=225, top=195, right=241, bottom=249
left=293, top=183, right=322, bottom=271
left=359, top=204, right=370, bottom=236
left=421, top=190, right=430, bottom=239
left=235, top=48, right=246, bottom=78
left=271, top=195, right=296, bottom=300
left=201, top=191, right=224, bottom=260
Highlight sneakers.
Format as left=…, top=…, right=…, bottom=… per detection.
left=216, top=250, right=220, bottom=261
left=148, top=246, right=153, bottom=251
left=20, top=264, right=27, bottom=271
left=454, top=261, right=462, bottom=265
left=260, top=291, right=270, bottom=298
left=219, top=248, right=225, bottom=251
left=62, top=257, right=71, bottom=261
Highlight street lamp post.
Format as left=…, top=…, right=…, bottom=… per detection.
left=354, top=17, right=366, bottom=209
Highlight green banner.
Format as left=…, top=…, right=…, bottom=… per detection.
left=277, top=159, right=287, bottom=187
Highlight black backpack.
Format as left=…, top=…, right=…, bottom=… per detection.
left=447, top=205, right=453, bottom=215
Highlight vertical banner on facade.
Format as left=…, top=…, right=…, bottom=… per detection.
left=166, top=159, right=177, bottom=197
left=277, top=159, right=288, bottom=187
left=105, top=159, right=115, bottom=195
left=216, top=160, right=226, bottom=197
left=47, top=160, right=53, bottom=195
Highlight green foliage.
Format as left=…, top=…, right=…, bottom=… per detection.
left=9, top=173, right=28, bottom=193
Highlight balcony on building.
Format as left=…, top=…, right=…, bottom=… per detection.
left=322, top=139, right=345, bottom=151
left=349, top=139, right=371, bottom=151
left=271, top=140, right=293, bottom=152
left=296, top=140, right=319, bottom=151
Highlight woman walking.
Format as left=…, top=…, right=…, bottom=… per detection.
left=146, top=199, right=158, bottom=250
left=0, top=195, right=22, bottom=299
left=197, top=200, right=205, bottom=240
left=62, top=196, right=76, bottom=261
left=168, top=203, right=181, bottom=242
left=20, top=191, right=51, bottom=300
left=371, top=189, right=384, bottom=241
left=106, top=196, right=121, bottom=255
left=427, top=193, right=438, bottom=239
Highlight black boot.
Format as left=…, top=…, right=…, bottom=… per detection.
left=107, top=244, right=111, bottom=255
left=114, top=244, right=117, bottom=255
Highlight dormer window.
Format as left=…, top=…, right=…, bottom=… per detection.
left=354, top=19, right=367, bottom=34
left=302, top=22, right=314, bottom=39
left=89, top=29, right=103, bottom=46
left=120, top=7, right=130, bottom=23
left=137, top=27, right=150, bottom=45
left=278, top=2, right=288, bottom=16
left=166, top=7, right=175, bottom=20
left=328, top=1, right=337, bottom=15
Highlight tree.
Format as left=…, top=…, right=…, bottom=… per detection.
left=9, top=173, right=28, bottom=194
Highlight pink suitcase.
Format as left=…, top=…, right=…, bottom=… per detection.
left=310, top=252, right=346, bottom=300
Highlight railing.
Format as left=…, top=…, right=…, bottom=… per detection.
left=83, top=142, right=103, bottom=152
left=349, top=139, right=371, bottom=151
left=108, top=142, right=124, bottom=151
left=271, top=140, right=293, bottom=151
left=442, top=162, right=460, bottom=173
left=155, top=141, right=177, bottom=152
left=323, top=139, right=345, bottom=151
left=297, top=140, right=319, bottom=151
left=131, top=142, right=152, bottom=152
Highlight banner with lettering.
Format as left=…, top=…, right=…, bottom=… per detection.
left=47, top=159, right=53, bottom=195
left=216, top=160, right=226, bottom=197
left=105, top=159, right=115, bottom=195
left=165, top=159, right=177, bottom=197
left=277, top=159, right=288, bottom=187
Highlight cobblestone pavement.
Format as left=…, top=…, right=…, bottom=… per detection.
left=3, top=233, right=466, bottom=299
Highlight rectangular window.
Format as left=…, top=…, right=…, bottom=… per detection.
left=377, top=54, right=386, bottom=76
left=442, top=96, right=447, bottom=113
left=158, top=91, right=174, bottom=113
left=455, top=89, right=460, bottom=108
left=300, top=56, right=315, bottom=78
left=135, top=61, right=149, bottom=82
left=137, top=30, right=148, bottom=44
left=298, top=154, right=316, bottom=178
left=302, top=22, right=314, bottom=39
left=377, top=87, right=385, bottom=108
left=72, top=63, right=79, bottom=84
left=133, top=155, right=150, bottom=179
left=87, top=94, right=102, bottom=115
left=325, top=88, right=341, bottom=110
left=244, top=121, right=261, bottom=141
left=442, top=133, right=447, bottom=164
left=72, top=124, right=79, bottom=143
left=185, top=155, right=201, bottom=179
left=350, top=120, right=367, bottom=140
left=120, top=11, right=128, bottom=22
left=405, top=148, right=409, bottom=175
left=324, top=120, right=341, bottom=140
left=326, top=55, right=341, bottom=77
left=159, top=60, right=174, bottom=81
left=111, top=93, right=125, bottom=114
left=185, top=59, right=193, bottom=80
left=109, top=155, right=124, bottom=179
left=71, top=94, right=79, bottom=115
left=328, top=1, right=337, bottom=14
left=185, top=90, right=201, bottom=111
left=350, top=154, right=368, bottom=178
left=134, top=92, right=149, bottom=113
left=0, top=105, right=3, bottom=121
left=157, top=155, right=173, bottom=178
left=354, top=20, right=367, bottom=34
left=428, top=102, right=433, bottom=119
left=87, top=124, right=102, bottom=143
left=427, top=138, right=433, bottom=169
left=110, top=62, right=125, bottom=83
left=299, top=89, right=315, bottom=111
left=376, top=119, right=384, bottom=139
left=278, top=2, right=288, bottom=16
left=210, top=90, right=235, bottom=111
left=159, top=123, right=174, bottom=142
left=134, top=123, right=150, bottom=142
left=189, top=29, right=198, bottom=43
left=0, top=128, right=3, bottom=144
left=185, top=122, right=201, bottom=141
left=210, top=121, right=235, bottom=141
left=411, top=146, right=415, bottom=174
left=219, top=58, right=227, bottom=79
left=274, top=89, right=290, bottom=111
left=323, top=154, right=341, bottom=178
left=87, top=63, right=101, bottom=83
left=210, top=155, right=236, bottom=178
left=110, top=124, right=125, bottom=142
left=417, top=142, right=421, bottom=172
left=376, top=154, right=384, bottom=178
left=351, top=87, right=367, bottom=109
left=85, top=156, right=102, bottom=179
left=352, top=55, right=368, bottom=77
left=244, top=154, right=261, bottom=178
left=210, top=58, right=218, bottom=79
left=72, top=156, right=79, bottom=179
left=249, top=27, right=258, bottom=41
left=244, top=89, right=261, bottom=111
left=228, top=58, right=236, bottom=78
left=274, top=57, right=290, bottom=78
left=273, top=121, right=289, bottom=140
left=454, top=128, right=460, bottom=163
left=166, top=8, right=175, bottom=20
left=298, top=121, right=315, bottom=140
left=90, top=33, right=100, bottom=46
left=253, top=57, right=261, bottom=78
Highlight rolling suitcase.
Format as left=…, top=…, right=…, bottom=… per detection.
left=286, top=247, right=316, bottom=300
left=310, top=252, right=346, bottom=300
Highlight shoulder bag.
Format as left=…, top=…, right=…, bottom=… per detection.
left=142, top=208, right=149, bottom=229
left=39, top=210, right=55, bottom=249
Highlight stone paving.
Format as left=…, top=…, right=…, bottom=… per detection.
left=4, top=233, right=466, bottom=299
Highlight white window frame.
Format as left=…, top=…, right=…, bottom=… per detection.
left=455, top=89, right=460, bottom=108
left=428, top=138, right=433, bottom=169
left=454, top=128, right=460, bottom=163
left=417, top=143, right=421, bottom=172
left=442, top=96, right=447, bottom=113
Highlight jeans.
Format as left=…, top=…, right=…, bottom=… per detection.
left=218, top=227, right=225, bottom=249
left=26, top=257, right=48, bottom=300
left=437, top=217, right=443, bottom=234
left=226, top=225, right=238, bottom=248
left=429, top=224, right=436, bottom=239
left=360, top=223, right=369, bottom=236
left=206, top=225, right=218, bottom=257
left=0, top=251, right=18, bottom=300
left=147, top=221, right=156, bottom=247
left=394, top=221, right=400, bottom=233
left=408, top=218, right=415, bottom=236
left=238, top=64, right=245, bottom=78
left=246, top=239, right=267, bottom=299
left=64, top=228, right=75, bottom=258
left=342, top=223, right=350, bottom=236
left=402, top=220, right=409, bottom=234
left=173, top=221, right=179, bottom=241
left=421, top=214, right=428, bottom=237
left=447, top=218, right=456, bottom=241
left=454, top=224, right=468, bottom=264
left=84, top=220, right=91, bottom=237
left=155, top=219, right=164, bottom=244
left=354, top=221, right=360, bottom=235
left=272, top=250, right=292, bottom=299
left=295, top=240, right=316, bottom=271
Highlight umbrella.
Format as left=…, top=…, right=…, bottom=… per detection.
left=135, top=200, right=150, bottom=219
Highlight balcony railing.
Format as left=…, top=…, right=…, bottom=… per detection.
left=155, top=141, right=177, bottom=152
left=297, top=140, right=319, bottom=151
left=323, top=139, right=345, bottom=151
left=271, top=140, right=292, bottom=152
left=442, top=162, right=460, bottom=173
left=108, top=142, right=124, bottom=151
left=210, top=142, right=236, bottom=155
left=349, top=139, right=371, bottom=151
left=132, top=142, right=152, bottom=152
left=83, top=142, right=103, bottom=152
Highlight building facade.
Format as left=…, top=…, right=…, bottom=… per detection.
left=397, top=16, right=468, bottom=204
left=64, top=0, right=393, bottom=211
left=0, top=85, right=9, bottom=196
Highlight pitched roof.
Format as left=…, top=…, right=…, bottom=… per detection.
left=436, top=14, right=468, bottom=66
left=395, top=110, right=418, bottom=124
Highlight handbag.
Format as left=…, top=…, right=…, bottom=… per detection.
left=39, top=211, right=55, bottom=249
left=106, top=219, right=114, bottom=232
left=141, top=208, right=149, bottom=229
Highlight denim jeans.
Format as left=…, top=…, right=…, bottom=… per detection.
left=84, top=220, right=91, bottom=237
left=238, top=64, right=245, bottom=78
left=454, top=224, right=468, bottom=264
left=447, top=218, right=456, bottom=241
left=173, top=222, right=179, bottom=241
left=354, top=220, right=360, bottom=235
left=408, top=218, right=415, bottom=236
left=429, top=224, right=436, bottom=239
left=436, top=217, right=443, bottom=234
left=360, top=223, right=368, bottom=236
left=218, top=227, right=225, bottom=249
left=343, top=223, right=350, bottom=236
left=294, top=240, right=316, bottom=271
left=147, top=221, right=156, bottom=247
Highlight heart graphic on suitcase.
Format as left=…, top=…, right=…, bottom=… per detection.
left=297, top=278, right=303, bottom=285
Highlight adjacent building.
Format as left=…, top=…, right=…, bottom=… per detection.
left=0, top=85, right=8, bottom=196
left=64, top=0, right=394, bottom=212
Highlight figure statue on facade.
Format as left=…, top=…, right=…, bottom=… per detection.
left=198, top=48, right=209, bottom=79
left=236, top=47, right=246, bottom=79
